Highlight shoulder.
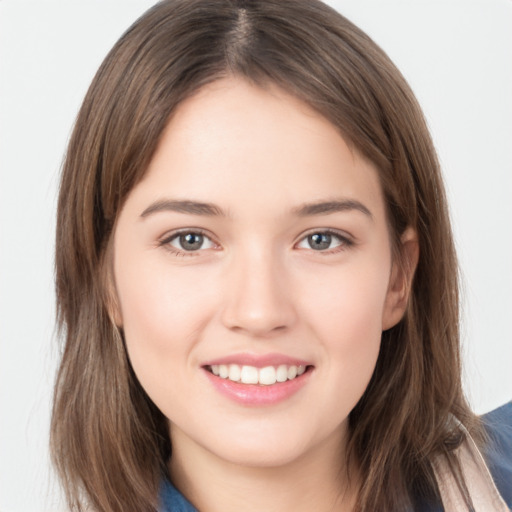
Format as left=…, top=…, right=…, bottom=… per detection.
left=481, top=401, right=512, bottom=508
left=159, top=479, right=198, bottom=512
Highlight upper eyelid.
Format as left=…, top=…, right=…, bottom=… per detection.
left=295, top=228, right=353, bottom=243
left=159, top=227, right=216, bottom=244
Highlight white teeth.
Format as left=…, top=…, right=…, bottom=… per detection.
left=240, top=365, right=259, bottom=384
left=210, top=363, right=308, bottom=385
left=228, top=364, right=241, bottom=382
left=259, top=366, right=277, bottom=385
left=276, top=365, right=288, bottom=382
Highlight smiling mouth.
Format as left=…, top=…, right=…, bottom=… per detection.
left=205, top=364, right=312, bottom=386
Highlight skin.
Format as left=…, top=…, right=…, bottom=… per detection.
left=112, top=77, right=418, bottom=512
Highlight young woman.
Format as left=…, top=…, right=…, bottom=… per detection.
left=50, top=1, right=512, bottom=511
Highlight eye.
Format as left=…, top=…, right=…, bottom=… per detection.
left=162, top=230, right=217, bottom=253
left=296, top=231, right=351, bottom=251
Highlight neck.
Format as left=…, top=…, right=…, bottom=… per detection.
left=168, top=426, right=358, bottom=512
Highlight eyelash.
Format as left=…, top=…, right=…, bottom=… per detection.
left=158, top=228, right=354, bottom=257
left=297, top=229, right=354, bottom=254
left=158, top=228, right=218, bottom=257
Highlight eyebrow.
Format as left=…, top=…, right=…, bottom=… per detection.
left=140, top=198, right=372, bottom=220
left=140, top=199, right=226, bottom=218
left=292, top=199, right=373, bottom=220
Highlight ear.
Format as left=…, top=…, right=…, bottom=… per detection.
left=382, top=227, right=419, bottom=331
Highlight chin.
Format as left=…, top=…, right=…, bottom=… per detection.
left=209, top=437, right=312, bottom=468
left=184, top=416, right=342, bottom=470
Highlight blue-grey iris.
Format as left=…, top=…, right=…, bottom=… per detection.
left=180, top=233, right=204, bottom=251
left=308, top=233, right=331, bottom=250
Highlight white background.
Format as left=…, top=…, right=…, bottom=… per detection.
left=0, top=1, right=511, bottom=510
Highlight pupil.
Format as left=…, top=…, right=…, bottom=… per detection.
left=180, top=233, right=203, bottom=250
left=309, top=233, right=331, bottom=250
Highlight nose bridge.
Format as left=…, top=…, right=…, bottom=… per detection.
left=221, top=239, right=295, bottom=336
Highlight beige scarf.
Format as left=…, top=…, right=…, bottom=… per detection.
left=433, top=432, right=510, bottom=511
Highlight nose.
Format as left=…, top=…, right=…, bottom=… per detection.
left=220, top=246, right=297, bottom=337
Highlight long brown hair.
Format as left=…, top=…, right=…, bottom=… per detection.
left=51, top=1, right=481, bottom=510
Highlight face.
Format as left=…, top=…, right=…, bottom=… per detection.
left=112, top=77, right=410, bottom=469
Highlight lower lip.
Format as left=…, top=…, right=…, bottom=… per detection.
left=203, top=368, right=312, bottom=406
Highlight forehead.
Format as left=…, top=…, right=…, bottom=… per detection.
left=126, top=76, right=386, bottom=222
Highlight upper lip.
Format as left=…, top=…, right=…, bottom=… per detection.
left=202, top=352, right=312, bottom=368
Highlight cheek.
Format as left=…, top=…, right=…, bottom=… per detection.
left=303, top=257, right=389, bottom=331
left=114, top=252, right=217, bottom=375
left=298, top=259, right=390, bottom=391
left=114, top=256, right=224, bottom=421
